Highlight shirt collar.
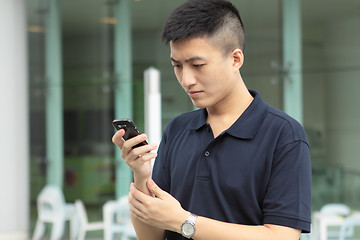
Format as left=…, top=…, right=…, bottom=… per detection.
left=188, top=108, right=208, bottom=130
left=187, top=90, right=268, bottom=139
left=226, top=90, right=268, bottom=139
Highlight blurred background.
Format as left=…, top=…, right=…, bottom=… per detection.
left=1, top=0, right=360, bottom=239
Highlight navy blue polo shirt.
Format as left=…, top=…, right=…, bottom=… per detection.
left=152, top=90, right=311, bottom=239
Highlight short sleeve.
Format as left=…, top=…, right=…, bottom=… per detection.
left=262, top=140, right=312, bottom=233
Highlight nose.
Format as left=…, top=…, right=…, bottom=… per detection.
left=180, top=67, right=196, bottom=88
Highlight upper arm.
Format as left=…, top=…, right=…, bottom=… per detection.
left=262, top=140, right=312, bottom=232
left=264, top=224, right=301, bottom=240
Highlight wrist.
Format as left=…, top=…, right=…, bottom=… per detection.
left=180, top=212, right=198, bottom=239
left=174, top=211, right=190, bottom=234
left=133, top=175, right=151, bottom=195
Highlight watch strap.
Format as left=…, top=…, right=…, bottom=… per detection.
left=181, top=213, right=198, bottom=238
left=187, top=213, right=198, bottom=224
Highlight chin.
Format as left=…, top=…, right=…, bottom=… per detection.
left=192, top=100, right=208, bottom=109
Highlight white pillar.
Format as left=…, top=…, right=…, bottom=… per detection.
left=46, top=0, right=64, bottom=187
left=0, top=0, right=29, bottom=239
left=283, top=0, right=303, bottom=124
left=114, top=0, right=133, bottom=198
left=144, top=67, right=162, bottom=168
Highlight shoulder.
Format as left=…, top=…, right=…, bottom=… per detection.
left=264, top=105, right=309, bottom=147
left=168, top=109, right=200, bottom=127
left=162, top=109, right=203, bottom=140
left=243, top=90, right=307, bottom=145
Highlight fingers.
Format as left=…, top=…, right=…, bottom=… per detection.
left=130, top=182, right=150, bottom=204
left=122, top=133, right=148, bottom=150
left=128, top=144, right=157, bottom=159
left=129, top=181, right=186, bottom=231
left=129, top=183, right=152, bottom=218
left=112, top=128, right=125, bottom=148
left=128, top=188, right=144, bottom=220
left=122, top=144, right=157, bottom=168
left=112, top=130, right=157, bottom=181
left=112, top=130, right=157, bottom=161
left=124, top=135, right=157, bottom=162
left=147, top=178, right=166, bottom=199
left=112, top=129, right=149, bottom=150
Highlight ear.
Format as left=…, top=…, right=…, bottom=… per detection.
left=231, top=48, right=244, bottom=70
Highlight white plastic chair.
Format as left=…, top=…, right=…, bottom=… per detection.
left=321, top=203, right=351, bottom=216
left=339, top=213, right=360, bottom=240
left=319, top=203, right=351, bottom=239
left=75, top=199, right=104, bottom=240
left=32, top=185, right=78, bottom=240
left=103, top=195, right=137, bottom=240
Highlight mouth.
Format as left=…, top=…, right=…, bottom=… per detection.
left=187, top=90, right=202, bottom=98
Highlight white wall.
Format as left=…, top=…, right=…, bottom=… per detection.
left=0, top=0, right=29, bottom=239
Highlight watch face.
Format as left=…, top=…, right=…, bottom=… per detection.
left=182, top=222, right=195, bottom=236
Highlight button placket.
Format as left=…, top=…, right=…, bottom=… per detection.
left=195, top=128, right=214, bottom=180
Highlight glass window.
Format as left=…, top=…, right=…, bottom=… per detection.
left=27, top=0, right=360, bottom=236
left=27, top=0, right=48, bottom=231
left=302, top=0, right=360, bottom=210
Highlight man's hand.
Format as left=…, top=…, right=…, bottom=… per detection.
left=129, top=178, right=189, bottom=234
left=128, top=179, right=302, bottom=240
left=112, top=129, right=157, bottom=193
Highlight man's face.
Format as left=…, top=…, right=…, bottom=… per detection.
left=170, top=37, right=241, bottom=110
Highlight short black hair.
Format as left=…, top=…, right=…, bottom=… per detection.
left=162, top=0, right=245, bottom=53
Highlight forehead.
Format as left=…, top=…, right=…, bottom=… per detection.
left=169, top=37, right=222, bottom=60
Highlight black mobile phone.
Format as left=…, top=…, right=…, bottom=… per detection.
left=112, top=119, right=148, bottom=148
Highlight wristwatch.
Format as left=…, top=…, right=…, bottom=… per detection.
left=181, top=213, right=198, bottom=239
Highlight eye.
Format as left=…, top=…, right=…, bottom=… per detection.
left=193, top=64, right=205, bottom=68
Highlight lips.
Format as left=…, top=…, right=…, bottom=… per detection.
left=187, top=91, right=202, bottom=98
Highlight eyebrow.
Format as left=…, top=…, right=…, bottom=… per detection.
left=170, top=56, right=205, bottom=63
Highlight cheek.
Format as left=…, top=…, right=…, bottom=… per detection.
left=214, top=65, right=233, bottom=83
left=207, top=70, right=224, bottom=86
left=173, top=69, right=182, bottom=83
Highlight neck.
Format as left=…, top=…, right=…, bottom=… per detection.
left=206, top=78, right=253, bottom=137
left=207, top=78, right=252, bottom=118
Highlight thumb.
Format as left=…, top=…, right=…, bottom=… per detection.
left=147, top=178, right=165, bottom=198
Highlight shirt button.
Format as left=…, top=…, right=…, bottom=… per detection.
left=204, top=151, right=210, bottom=157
